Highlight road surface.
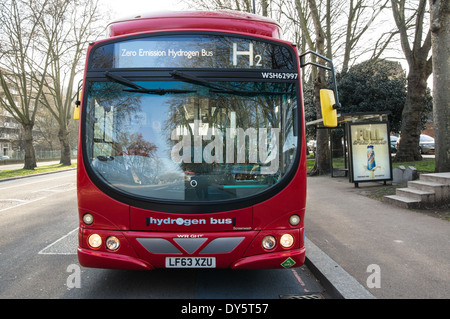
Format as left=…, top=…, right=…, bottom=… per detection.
left=0, top=170, right=326, bottom=301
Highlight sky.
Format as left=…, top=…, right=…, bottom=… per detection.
left=99, top=0, right=185, bottom=21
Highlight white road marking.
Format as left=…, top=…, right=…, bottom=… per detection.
left=0, top=175, right=76, bottom=213
left=31, top=182, right=75, bottom=193
left=38, top=228, right=79, bottom=255
left=0, top=196, right=47, bottom=213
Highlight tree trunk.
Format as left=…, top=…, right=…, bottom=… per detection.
left=23, top=123, right=37, bottom=170
left=308, top=0, right=331, bottom=175
left=394, top=70, right=428, bottom=162
left=310, top=65, right=330, bottom=175
left=58, top=127, right=71, bottom=166
left=430, top=0, right=450, bottom=172
left=391, top=0, right=432, bottom=162
left=261, top=0, right=269, bottom=16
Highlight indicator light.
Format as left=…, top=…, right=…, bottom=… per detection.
left=83, top=213, right=94, bottom=225
left=289, top=214, right=300, bottom=226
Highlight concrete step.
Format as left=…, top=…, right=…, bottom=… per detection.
left=396, top=187, right=435, bottom=203
left=420, top=172, right=450, bottom=185
left=383, top=195, right=421, bottom=209
left=384, top=172, right=450, bottom=209
left=408, top=180, right=448, bottom=202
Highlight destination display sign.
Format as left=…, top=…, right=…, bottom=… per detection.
left=89, top=35, right=295, bottom=70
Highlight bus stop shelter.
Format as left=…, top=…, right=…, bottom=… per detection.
left=307, top=112, right=393, bottom=187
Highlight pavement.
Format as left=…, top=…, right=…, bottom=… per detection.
left=305, top=175, right=450, bottom=299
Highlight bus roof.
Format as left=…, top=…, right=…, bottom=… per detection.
left=107, top=10, right=282, bottom=39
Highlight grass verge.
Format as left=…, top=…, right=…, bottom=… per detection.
left=391, top=158, right=435, bottom=173
left=0, top=163, right=76, bottom=180
left=307, top=156, right=435, bottom=174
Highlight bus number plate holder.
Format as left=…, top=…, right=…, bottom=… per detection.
left=165, top=257, right=216, bottom=268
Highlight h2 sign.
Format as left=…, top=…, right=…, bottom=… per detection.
left=232, top=42, right=262, bottom=67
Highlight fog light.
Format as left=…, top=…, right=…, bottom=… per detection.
left=289, top=214, right=300, bottom=226
left=88, top=234, right=102, bottom=248
left=280, top=234, right=294, bottom=248
left=83, top=213, right=94, bottom=225
left=262, top=235, right=276, bottom=250
left=106, top=236, right=120, bottom=251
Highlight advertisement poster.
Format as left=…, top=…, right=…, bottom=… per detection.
left=348, top=122, right=392, bottom=183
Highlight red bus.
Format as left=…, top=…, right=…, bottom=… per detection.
left=75, top=11, right=337, bottom=270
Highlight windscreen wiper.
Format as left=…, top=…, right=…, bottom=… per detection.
left=209, top=89, right=292, bottom=96
left=171, top=71, right=292, bottom=96
left=105, top=71, right=196, bottom=95
left=122, top=88, right=196, bottom=95
left=170, top=70, right=238, bottom=92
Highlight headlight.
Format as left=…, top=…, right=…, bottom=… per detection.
left=106, top=236, right=120, bottom=251
left=262, top=235, right=276, bottom=250
left=88, top=234, right=102, bottom=248
left=280, top=234, right=294, bottom=248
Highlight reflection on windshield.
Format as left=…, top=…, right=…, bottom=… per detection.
left=85, top=80, right=298, bottom=202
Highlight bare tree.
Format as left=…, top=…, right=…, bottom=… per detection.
left=39, top=0, right=102, bottom=166
left=291, top=0, right=394, bottom=73
left=1, top=0, right=103, bottom=168
left=305, top=0, right=331, bottom=175
left=188, top=0, right=254, bottom=13
left=391, top=0, right=433, bottom=162
left=341, top=0, right=390, bottom=73
left=0, top=0, right=53, bottom=169
left=429, top=0, right=450, bottom=172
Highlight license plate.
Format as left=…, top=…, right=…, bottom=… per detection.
left=165, top=257, right=216, bottom=268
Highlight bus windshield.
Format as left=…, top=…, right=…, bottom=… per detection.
left=85, top=79, right=298, bottom=202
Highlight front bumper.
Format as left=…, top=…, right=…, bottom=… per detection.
left=77, top=227, right=305, bottom=270
left=77, top=246, right=305, bottom=270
